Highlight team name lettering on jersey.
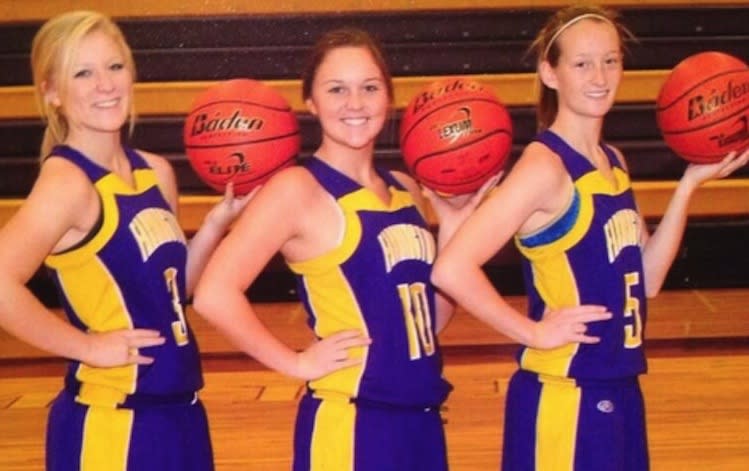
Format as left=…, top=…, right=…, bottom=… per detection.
left=129, top=208, right=186, bottom=262
left=603, top=208, right=640, bottom=263
left=378, top=223, right=436, bottom=272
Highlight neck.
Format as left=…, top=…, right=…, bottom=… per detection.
left=549, top=115, right=604, bottom=159
left=65, top=131, right=123, bottom=165
left=315, top=143, right=377, bottom=181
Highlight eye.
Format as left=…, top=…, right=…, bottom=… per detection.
left=605, top=56, right=621, bottom=67
left=110, top=62, right=125, bottom=71
left=327, top=85, right=345, bottom=94
left=73, top=68, right=92, bottom=79
left=364, top=83, right=381, bottom=93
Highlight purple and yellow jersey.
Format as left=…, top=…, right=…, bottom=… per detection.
left=44, top=145, right=203, bottom=402
left=514, top=130, right=647, bottom=379
left=288, top=157, right=451, bottom=408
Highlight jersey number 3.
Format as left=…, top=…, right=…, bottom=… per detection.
left=164, top=267, right=189, bottom=346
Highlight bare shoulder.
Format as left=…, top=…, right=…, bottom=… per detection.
left=389, top=169, right=431, bottom=213
left=135, top=149, right=174, bottom=175
left=264, top=164, right=321, bottom=198
left=390, top=169, right=421, bottom=194
left=254, top=164, right=328, bottom=214
left=245, top=163, right=340, bottom=260
left=133, top=149, right=178, bottom=207
left=16, top=156, right=100, bottom=243
left=36, top=156, right=96, bottom=202
left=509, top=141, right=568, bottom=187
left=605, top=143, right=630, bottom=171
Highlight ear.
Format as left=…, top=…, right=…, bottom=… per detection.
left=42, top=80, right=62, bottom=108
left=538, top=61, right=558, bottom=91
left=305, top=97, right=318, bottom=117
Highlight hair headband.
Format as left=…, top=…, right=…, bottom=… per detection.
left=543, top=13, right=612, bottom=59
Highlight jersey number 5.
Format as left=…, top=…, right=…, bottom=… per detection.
left=624, top=271, right=643, bottom=348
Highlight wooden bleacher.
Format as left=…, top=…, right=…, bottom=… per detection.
left=0, top=1, right=748, bottom=304
left=0, top=1, right=747, bottom=310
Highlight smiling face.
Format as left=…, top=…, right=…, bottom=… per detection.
left=540, top=18, right=623, bottom=123
left=305, top=46, right=390, bottom=156
left=45, top=29, right=133, bottom=142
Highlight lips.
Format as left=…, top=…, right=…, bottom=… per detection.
left=585, top=90, right=610, bottom=99
left=341, top=117, right=370, bottom=126
left=94, top=97, right=121, bottom=108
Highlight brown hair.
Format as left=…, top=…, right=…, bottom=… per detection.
left=301, top=27, right=394, bottom=102
left=31, top=10, right=136, bottom=158
left=528, top=5, right=633, bottom=131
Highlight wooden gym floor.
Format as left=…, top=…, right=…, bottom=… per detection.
left=1, top=290, right=748, bottom=470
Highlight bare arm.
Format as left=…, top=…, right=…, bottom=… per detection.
left=431, top=146, right=611, bottom=348
left=192, top=168, right=370, bottom=380
left=0, top=159, right=164, bottom=365
left=641, top=148, right=749, bottom=296
left=413, top=174, right=502, bottom=333
left=141, top=151, right=251, bottom=297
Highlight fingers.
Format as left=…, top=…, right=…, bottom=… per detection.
left=328, top=330, right=371, bottom=365
left=297, top=330, right=372, bottom=379
left=126, top=329, right=167, bottom=348
left=124, top=329, right=165, bottom=364
left=242, top=185, right=262, bottom=202
left=564, top=307, right=611, bottom=344
left=569, top=322, right=603, bottom=344
left=223, top=181, right=236, bottom=200
left=536, top=305, right=614, bottom=348
left=477, top=171, right=502, bottom=196
left=327, top=329, right=372, bottom=347
left=721, top=148, right=749, bottom=175
left=576, top=333, right=602, bottom=344
left=130, top=350, right=156, bottom=365
left=548, top=305, right=612, bottom=321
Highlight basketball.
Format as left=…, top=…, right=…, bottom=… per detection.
left=399, top=77, right=513, bottom=195
left=655, top=51, right=749, bottom=164
left=183, top=78, right=301, bottom=194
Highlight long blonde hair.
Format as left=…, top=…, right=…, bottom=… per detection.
left=31, top=10, right=136, bottom=158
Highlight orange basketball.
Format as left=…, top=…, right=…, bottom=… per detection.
left=399, top=77, right=513, bottom=195
left=183, top=79, right=300, bottom=194
left=656, top=51, right=749, bottom=164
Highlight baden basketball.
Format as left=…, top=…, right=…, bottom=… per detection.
left=656, top=51, right=749, bottom=164
left=183, top=78, right=300, bottom=194
left=399, top=77, right=513, bottom=195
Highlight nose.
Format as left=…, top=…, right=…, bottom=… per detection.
left=592, top=63, right=608, bottom=86
left=96, top=70, right=115, bottom=92
left=346, top=90, right=364, bottom=110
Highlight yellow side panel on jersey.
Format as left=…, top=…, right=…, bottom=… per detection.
left=310, top=399, right=356, bottom=470
left=45, top=174, right=138, bottom=394
left=53, top=254, right=138, bottom=394
left=302, top=268, right=368, bottom=396
left=519, top=255, right=580, bottom=377
left=81, top=406, right=134, bottom=470
left=536, top=375, right=581, bottom=470
left=288, top=185, right=421, bottom=397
